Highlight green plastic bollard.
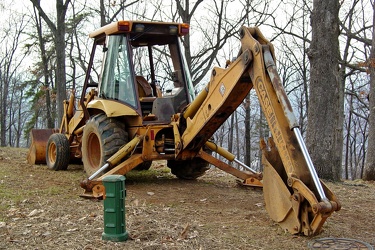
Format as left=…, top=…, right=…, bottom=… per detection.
left=102, top=175, right=128, bottom=242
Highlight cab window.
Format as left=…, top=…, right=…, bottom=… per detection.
left=100, top=35, right=137, bottom=107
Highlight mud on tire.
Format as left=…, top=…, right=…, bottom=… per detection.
left=46, top=133, right=70, bottom=171
left=82, top=113, right=128, bottom=176
left=167, top=158, right=210, bottom=180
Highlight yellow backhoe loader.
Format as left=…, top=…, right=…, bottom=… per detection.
left=27, top=20, right=340, bottom=236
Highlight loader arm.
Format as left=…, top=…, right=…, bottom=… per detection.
left=178, top=27, right=340, bottom=236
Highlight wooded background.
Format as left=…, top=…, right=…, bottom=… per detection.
left=0, top=0, right=374, bottom=181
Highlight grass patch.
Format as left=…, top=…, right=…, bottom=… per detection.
left=126, top=166, right=173, bottom=182
left=0, top=182, right=26, bottom=221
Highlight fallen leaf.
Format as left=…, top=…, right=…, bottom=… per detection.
left=28, top=209, right=43, bottom=217
left=179, top=223, right=190, bottom=239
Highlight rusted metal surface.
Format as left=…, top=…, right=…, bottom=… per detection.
left=263, top=47, right=299, bottom=129
left=265, top=50, right=330, bottom=203
left=261, top=137, right=340, bottom=236
left=199, top=151, right=263, bottom=188
left=262, top=152, right=301, bottom=234
left=241, top=177, right=263, bottom=188
left=241, top=25, right=340, bottom=235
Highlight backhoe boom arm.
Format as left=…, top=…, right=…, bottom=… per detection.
left=179, top=27, right=340, bottom=236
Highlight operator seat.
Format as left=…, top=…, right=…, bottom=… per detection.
left=136, top=76, right=153, bottom=97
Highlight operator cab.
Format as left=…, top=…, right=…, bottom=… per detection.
left=88, top=21, right=195, bottom=124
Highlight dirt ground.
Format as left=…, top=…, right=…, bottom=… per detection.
left=0, top=147, right=374, bottom=249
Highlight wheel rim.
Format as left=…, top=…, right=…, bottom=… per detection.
left=87, top=131, right=101, bottom=170
left=48, top=142, right=56, bottom=164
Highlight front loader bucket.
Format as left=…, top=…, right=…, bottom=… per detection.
left=27, top=129, right=56, bottom=164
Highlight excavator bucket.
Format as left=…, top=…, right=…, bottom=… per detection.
left=261, top=138, right=340, bottom=236
left=262, top=149, right=301, bottom=234
left=27, top=129, right=56, bottom=164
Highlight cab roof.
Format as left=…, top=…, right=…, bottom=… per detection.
left=89, top=20, right=189, bottom=45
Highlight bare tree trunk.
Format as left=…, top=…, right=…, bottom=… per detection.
left=228, top=115, right=234, bottom=153
left=175, top=0, right=201, bottom=85
left=364, top=6, right=375, bottom=180
left=55, top=0, right=69, bottom=124
left=100, top=0, right=106, bottom=26
left=30, top=0, right=70, bottom=125
left=33, top=6, right=54, bottom=129
left=307, top=0, right=342, bottom=181
left=350, top=134, right=356, bottom=179
left=344, top=91, right=353, bottom=179
left=1, top=77, right=8, bottom=146
left=0, top=17, right=26, bottom=146
left=8, top=79, right=13, bottom=146
left=235, top=111, right=240, bottom=160
left=0, top=68, right=2, bottom=146
left=244, top=94, right=251, bottom=166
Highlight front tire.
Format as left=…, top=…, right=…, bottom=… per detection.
left=46, top=133, right=70, bottom=171
left=82, top=113, right=128, bottom=176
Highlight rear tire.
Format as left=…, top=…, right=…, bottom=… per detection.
left=167, top=158, right=210, bottom=180
left=134, top=161, right=152, bottom=171
left=46, top=133, right=70, bottom=171
left=82, top=113, right=128, bottom=176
